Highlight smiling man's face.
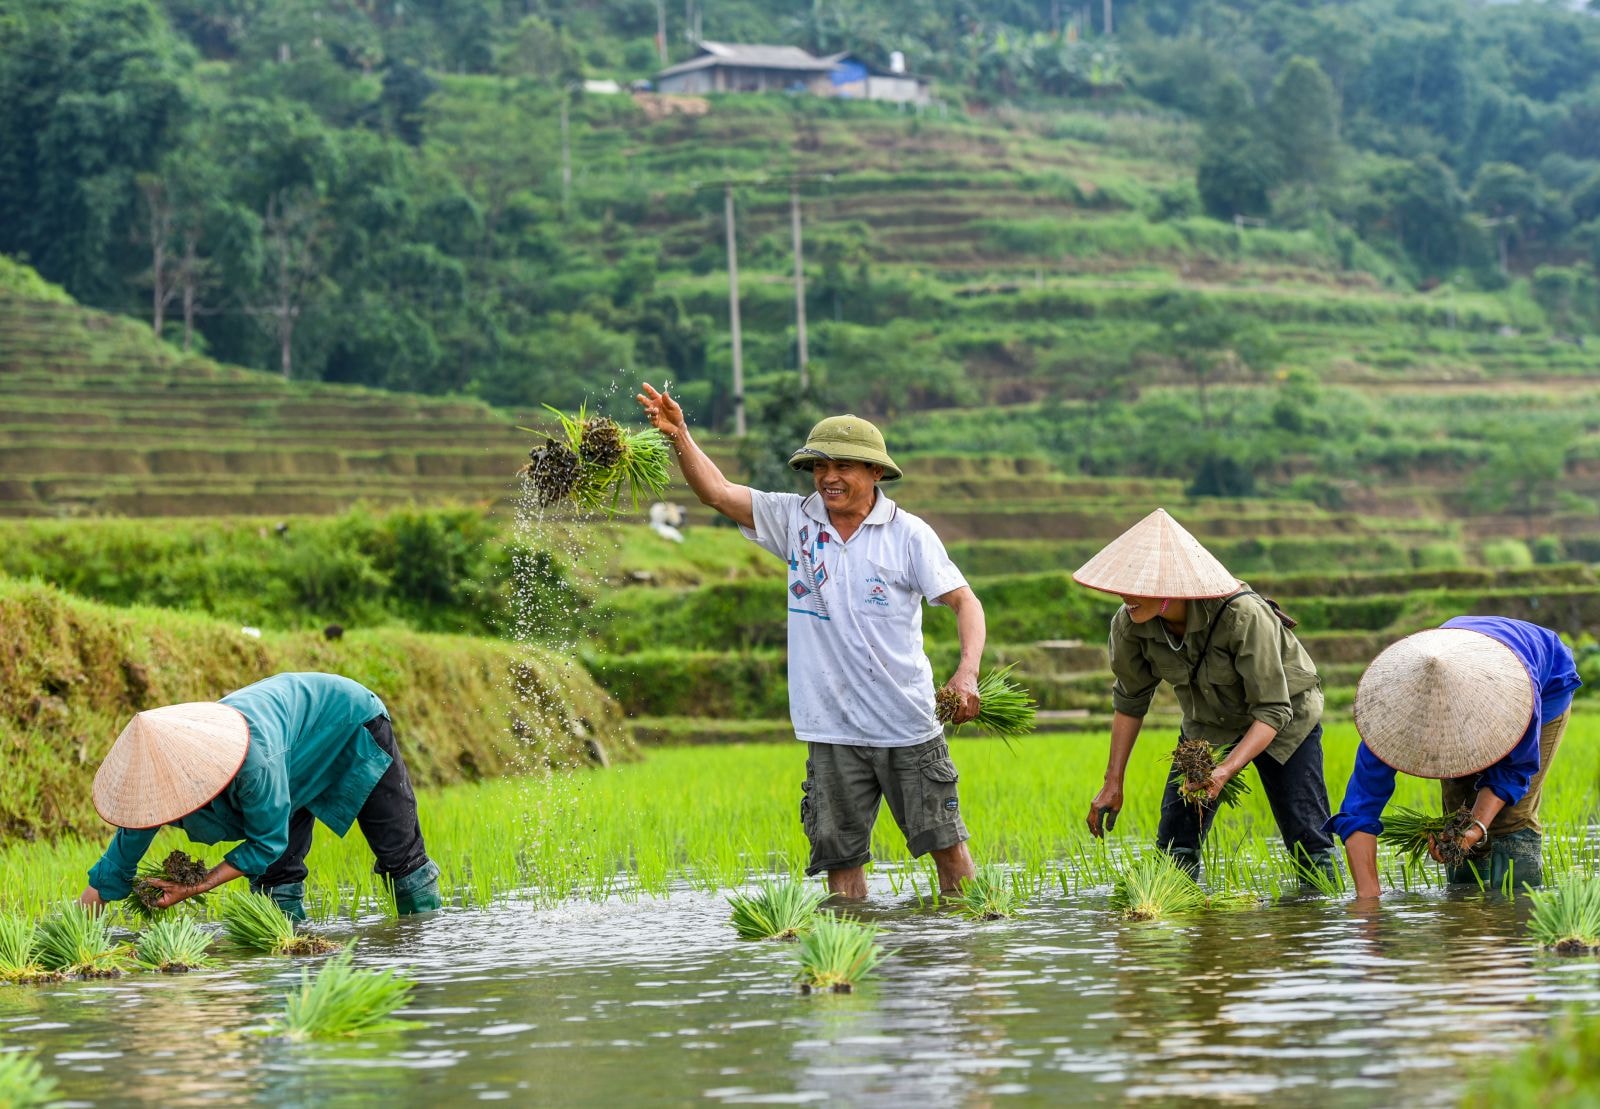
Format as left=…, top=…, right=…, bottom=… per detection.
left=811, top=458, right=884, bottom=518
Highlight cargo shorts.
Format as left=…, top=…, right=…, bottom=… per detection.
left=799, top=736, right=970, bottom=875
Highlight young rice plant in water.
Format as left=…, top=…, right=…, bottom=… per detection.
left=136, top=917, right=216, bottom=972
left=34, top=902, right=126, bottom=977
left=950, top=865, right=1025, bottom=920
left=1528, top=873, right=1600, bottom=954
left=1110, top=852, right=1207, bottom=922
left=0, top=914, right=58, bottom=984
left=222, top=891, right=338, bottom=955
left=0, top=1049, right=56, bottom=1108
left=727, top=880, right=827, bottom=940
left=272, top=947, right=418, bottom=1040
left=796, top=912, right=890, bottom=993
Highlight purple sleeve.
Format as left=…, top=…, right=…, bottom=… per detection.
left=1325, top=743, right=1398, bottom=839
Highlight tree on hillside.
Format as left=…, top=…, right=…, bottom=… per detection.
left=1195, top=73, right=1281, bottom=219
left=1265, top=56, right=1339, bottom=184
left=250, top=188, right=329, bottom=380
left=1144, top=293, right=1277, bottom=432
left=1470, top=162, right=1556, bottom=276
left=1471, top=423, right=1580, bottom=539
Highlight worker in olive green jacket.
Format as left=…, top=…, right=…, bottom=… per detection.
left=1076, top=509, right=1336, bottom=884
left=79, top=672, right=441, bottom=919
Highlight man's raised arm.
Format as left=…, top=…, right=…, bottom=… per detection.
left=637, top=382, right=755, bottom=529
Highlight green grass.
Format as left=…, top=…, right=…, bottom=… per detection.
left=727, top=880, right=827, bottom=941
left=269, top=946, right=419, bottom=1040
left=795, top=913, right=890, bottom=993
left=6, top=716, right=1600, bottom=919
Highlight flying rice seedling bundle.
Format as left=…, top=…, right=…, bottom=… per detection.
left=1170, top=737, right=1251, bottom=809
left=727, top=880, right=827, bottom=941
left=129, top=850, right=211, bottom=918
left=222, top=891, right=339, bottom=955
left=518, top=405, right=671, bottom=512
left=1378, top=806, right=1477, bottom=868
left=937, top=664, right=1038, bottom=748
left=795, top=912, right=892, bottom=994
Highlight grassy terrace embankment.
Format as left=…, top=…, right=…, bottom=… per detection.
left=0, top=578, right=629, bottom=841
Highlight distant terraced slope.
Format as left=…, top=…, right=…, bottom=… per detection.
left=0, top=290, right=529, bottom=517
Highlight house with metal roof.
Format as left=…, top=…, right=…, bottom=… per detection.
left=653, top=42, right=932, bottom=104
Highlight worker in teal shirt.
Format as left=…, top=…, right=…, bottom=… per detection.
left=79, top=672, right=442, bottom=919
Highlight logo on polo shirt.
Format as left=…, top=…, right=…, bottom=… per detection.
left=864, top=580, right=889, bottom=607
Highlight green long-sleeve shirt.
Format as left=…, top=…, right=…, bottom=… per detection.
left=87, top=673, right=392, bottom=900
left=1108, top=586, right=1322, bottom=764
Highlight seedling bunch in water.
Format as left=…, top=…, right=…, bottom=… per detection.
left=728, top=880, right=826, bottom=940
left=519, top=405, right=671, bottom=513
left=271, top=947, right=419, bottom=1040
left=136, top=917, right=216, bottom=972
left=795, top=913, right=890, bottom=993
left=1379, top=806, right=1475, bottom=867
left=1110, top=852, right=1207, bottom=921
left=938, top=665, right=1038, bottom=747
left=1528, top=873, right=1600, bottom=954
left=1171, top=738, right=1250, bottom=809
left=0, top=914, right=57, bottom=984
left=950, top=865, right=1026, bottom=920
left=34, top=903, right=127, bottom=977
left=222, top=891, right=338, bottom=955
left=130, top=850, right=211, bottom=918
left=0, top=1048, right=56, bottom=1108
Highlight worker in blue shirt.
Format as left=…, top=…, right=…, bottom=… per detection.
left=1327, top=617, right=1580, bottom=899
left=79, top=672, right=442, bottom=919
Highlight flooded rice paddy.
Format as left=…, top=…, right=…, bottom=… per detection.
left=6, top=874, right=1595, bottom=1107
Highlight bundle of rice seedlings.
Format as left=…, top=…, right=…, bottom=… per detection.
left=222, top=891, right=338, bottom=956
left=136, top=917, right=216, bottom=973
left=1528, top=874, right=1600, bottom=955
left=795, top=913, right=890, bottom=994
left=727, top=880, right=827, bottom=941
left=1169, top=738, right=1250, bottom=809
left=1379, top=806, right=1475, bottom=866
left=0, top=1048, right=56, bottom=1108
left=520, top=405, right=672, bottom=514
left=0, top=915, right=58, bottom=984
left=129, top=850, right=212, bottom=918
left=271, top=947, right=420, bottom=1040
left=34, top=903, right=127, bottom=978
left=937, top=664, right=1038, bottom=748
left=1109, top=852, right=1207, bottom=922
left=950, top=865, right=1025, bottom=921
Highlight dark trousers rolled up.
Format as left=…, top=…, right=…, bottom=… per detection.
left=1156, top=722, right=1335, bottom=879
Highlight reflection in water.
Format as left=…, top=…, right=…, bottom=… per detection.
left=6, top=880, right=1600, bottom=1107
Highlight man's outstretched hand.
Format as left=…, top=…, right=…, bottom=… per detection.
left=637, top=383, right=686, bottom=440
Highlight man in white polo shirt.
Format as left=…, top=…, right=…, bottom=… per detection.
left=637, top=383, right=987, bottom=898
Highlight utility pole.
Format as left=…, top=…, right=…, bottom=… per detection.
left=724, top=183, right=746, bottom=436
left=655, top=0, right=668, bottom=66
left=1103, top=0, right=1113, bottom=35
left=559, top=91, right=572, bottom=216
left=791, top=183, right=808, bottom=390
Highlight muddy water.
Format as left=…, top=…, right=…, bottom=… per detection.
left=5, top=879, right=1596, bottom=1107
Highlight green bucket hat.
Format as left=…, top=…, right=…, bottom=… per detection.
left=789, top=415, right=902, bottom=481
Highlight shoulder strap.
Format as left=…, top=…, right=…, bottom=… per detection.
left=1189, top=590, right=1254, bottom=684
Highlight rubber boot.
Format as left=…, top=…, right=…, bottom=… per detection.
left=392, top=860, right=442, bottom=915
left=1164, top=847, right=1202, bottom=881
left=255, top=882, right=307, bottom=921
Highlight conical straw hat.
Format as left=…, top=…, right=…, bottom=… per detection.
left=1072, top=508, right=1240, bottom=599
left=92, top=702, right=250, bottom=829
left=1353, top=629, right=1534, bottom=779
